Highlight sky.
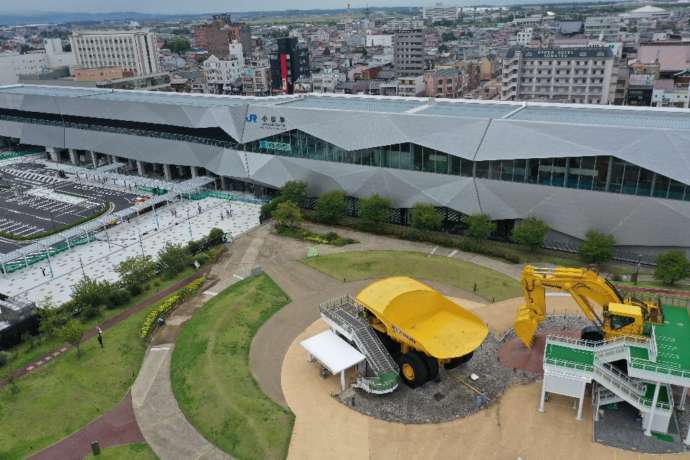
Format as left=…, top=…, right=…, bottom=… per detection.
left=0, top=0, right=420, bottom=15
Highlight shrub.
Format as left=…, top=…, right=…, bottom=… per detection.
left=511, top=217, right=550, bottom=250
left=579, top=230, right=615, bottom=264
left=195, top=253, right=210, bottom=266
left=79, top=302, right=101, bottom=320
left=359, top=194, right=392, bottom=232
left=280, top=180, right=308, bottom=207
left=59, top=320, right=85, bottom=358
left=654, top=250, right=690, bottom=285
left=140, top=276, right=205, bottom=339
left=0, top=350, right=10, bottom=367
left=71, top=277, right=115, bottom=312
left=410, top=203, right=443, bottom=231
left=158, top=242, right=193, bottom=279
left=314, top=190, right=347, bottom=224
left=261, top=196, right=285, bottom=218
left=208, top=227, right=225, bottom=246
left=105, top=288, right=131, bottom=309
left=273, top=201, right=303, bottom=229
left=462, top=214, right=496, bottom=240
left=116, top=255, right=156, bottom=294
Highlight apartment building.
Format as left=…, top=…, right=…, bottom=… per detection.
left=394, top=29, right=425, bottom=77
left=422, top=4, right=459, bottom=23
left=242, top=56, right=272, bottom=96
left=584, top=16, right=622, bottom=41
left=501, top=47, right=614, bottom=104
left=70, top=29, right=160, bottom=76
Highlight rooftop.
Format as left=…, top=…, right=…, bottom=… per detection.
left=1, top=84, right=690, bottom=130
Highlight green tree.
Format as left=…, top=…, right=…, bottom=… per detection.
left=37, top=299, right=68, bottom=338
left=165, top=37, right=191, bottom=54
left=71, top=277, right=117, bottom=317
left=462, top=214, right=496, bottom=240
left=273, top=201, right=302, bottom=229
left=158, top=242, right=193, bottom=279
left=314, top=190, right=346, bottom=224
left=208, top=227, right=225, bottom=246
left=579, top=230, right=615, bottom=264
left=116, top=255, right=156, bottom=294
left=410, top=203, right=443, bottom=231
left=280, top=180, right=308, bottom=207
left=511, top=217, right=550, bottom=250
left=359, top=194, right=391, bottom=232
left=654, top=250, right=690, bottom=285
left=59, top=320, right=85, bottom=358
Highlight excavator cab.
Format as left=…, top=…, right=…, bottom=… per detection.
left=602, top=303, right=645, bottom=338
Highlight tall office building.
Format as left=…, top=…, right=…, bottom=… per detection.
left=501, top=47, right=614, bottom=104
left=270, top=37, right=310, bottom=95
left=70, top=29, right=160, bottom=76
left=393, top=29, right=425, bottom=77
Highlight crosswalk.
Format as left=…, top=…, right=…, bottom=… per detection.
left=2, top=167, right=63, bottom=185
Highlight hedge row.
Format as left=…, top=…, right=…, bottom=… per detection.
left=140, top=276, right=206, bottom=339
left=304, top=212, right=523, bottom=264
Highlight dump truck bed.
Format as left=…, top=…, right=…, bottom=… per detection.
left=356, top=277, right=488, bottom=359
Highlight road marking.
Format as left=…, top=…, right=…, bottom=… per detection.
left=429, top=246, right=438, bottom=256
left=150, top=346, right=171, bottom=351
left=448, top=249, right=458, bottom=258
left=203, top=290, right=218, bottom=296
left=233, top=274, right=244, bottom=280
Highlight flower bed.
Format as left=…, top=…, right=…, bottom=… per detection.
left=140, top=276, right=206, bottom=339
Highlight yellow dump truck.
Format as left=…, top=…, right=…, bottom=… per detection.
left=355, top=277, right=488, bottom=388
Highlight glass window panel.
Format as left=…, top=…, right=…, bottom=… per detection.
left=552, top=158, right=566, bottom=187
left=622, top=163, right=640, bottom=195
left=653, top=175, right=669, bottom=198
left=608, top=158, right=625, bottom=193
left=593, top=156, right=608, bottom=191
left=636, top=169, right=654, bottom=197
left=566, top=157, right=580, bottom=188
left=413, top=145, right=423, bottom=171
left=475, top=161, right=489, bottom=178
left=399, top=145, right=414, bottom=170
left=461, top=160, right=474, bottom=177
left=513, top=159, right=526, bottom=182
left=422, top=147, right=436, bottom=173
left=500, top=160, right=514, bottom=181
left=450, top=156, right=462, bottom=175
left=538, top=158, right=553, bottom=185
left=488, top=160, right=501, bottom=180
left=669, top=180, right=685, bottom=200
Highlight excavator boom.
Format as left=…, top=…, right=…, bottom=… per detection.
left=514, top=265, right=627, bottom=348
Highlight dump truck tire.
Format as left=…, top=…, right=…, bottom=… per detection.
left=424, top=354, right=439, bottom=380
left=399, top=352, right=429, bottom=388
left=444, top=351, right=474, bottom=370
left=581, top=325, right=604, bottom=342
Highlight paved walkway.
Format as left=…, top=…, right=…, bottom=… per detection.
left=132, top=344, right=231, bottom=460
left=29, top=392, right=144, bottom=460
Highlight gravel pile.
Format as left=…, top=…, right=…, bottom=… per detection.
left=337, top=315, right=591, bottom=424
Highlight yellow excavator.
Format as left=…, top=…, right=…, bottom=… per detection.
left=514, top=265, right=664, bottom=348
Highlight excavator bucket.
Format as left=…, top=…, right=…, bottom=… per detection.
left=514, top=303, right=540, bottom=348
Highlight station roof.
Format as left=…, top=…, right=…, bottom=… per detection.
left=300, top=330, right=366, bottom=375
left=2, top=84, right=689, bottom=131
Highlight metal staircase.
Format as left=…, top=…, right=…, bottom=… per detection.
left=320, top=296, right=399, bottom=394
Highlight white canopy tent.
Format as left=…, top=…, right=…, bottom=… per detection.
left=300, top=330, right=366, bottom=391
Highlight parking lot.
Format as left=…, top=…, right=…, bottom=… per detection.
left=0, top=163, right=139, bottom=253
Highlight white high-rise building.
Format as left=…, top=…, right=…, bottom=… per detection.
left=70, top=29, right=160, bottom=76
left=423, top=3, right=459, bottom=23
left=0, top=39, right=74, bottom=85
left=203, top=42, right=245, bottom=94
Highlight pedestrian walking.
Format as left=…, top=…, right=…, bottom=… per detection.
left=40, top=266, right=46, bottom=277
left=97, top=326, right=104, bottom=349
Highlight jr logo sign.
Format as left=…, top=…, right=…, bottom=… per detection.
left=245, top=113, right=258, bottom=123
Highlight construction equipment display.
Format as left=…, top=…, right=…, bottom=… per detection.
left=320, top=277, right=488, bottom=391
left=514, top=265, right=690, bottom=439
left=514, top=265, right=663, bottom=348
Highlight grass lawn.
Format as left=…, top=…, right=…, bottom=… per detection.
left=0, top=267, right=198, bottom=380
left=0, top=275, right=203, bottom=460
left=84, top=443, right=158, bottom=460
left=304, top=250, right=522, bottom=302
left=171, top=274, right=294, bottom=460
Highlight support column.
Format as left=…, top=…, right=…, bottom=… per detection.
left=538, top=379, right=546, bottom=413
left=90, top=151, right=97, bottom=168
left=136, top=160, right=145, bottom=176
left=645, top=382, right=661, bottom=436
left=163, top=164, right=172, bottom=182
left=576, top=394, right=584, bottom=421
left=680, top=387, right=688, bottom=411
left=340, top=370, right=346, bottom=392
left=221, top=176, right=229, bottom=190
left=68, top=149, right=78, bottom=165
left=45, top=147, right=58, bottom=162
left=191, top=166, right=199, bottom=178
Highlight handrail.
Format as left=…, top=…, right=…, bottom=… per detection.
left=546, top=334, right=649, bottom=350
left=630, top=358, right=690, bottom=381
